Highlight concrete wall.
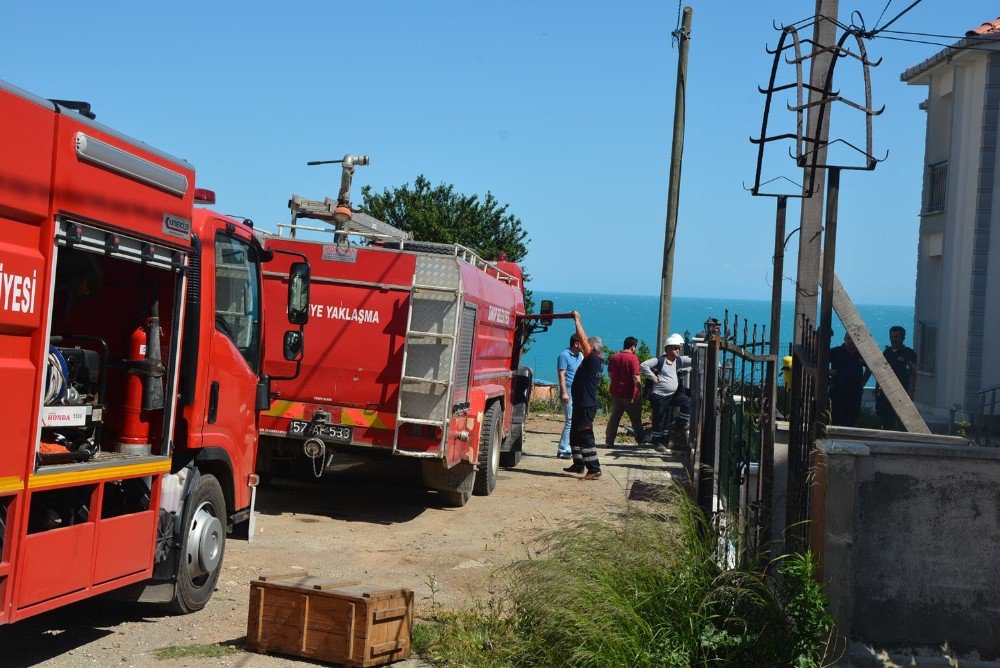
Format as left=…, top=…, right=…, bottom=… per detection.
left=817, top=435, right=1000, bottom=664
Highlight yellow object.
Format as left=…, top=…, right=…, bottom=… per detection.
left=781, top=355, right=793, bottom=387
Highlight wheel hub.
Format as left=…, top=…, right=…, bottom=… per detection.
left=186, top=501, right=223, bottom=579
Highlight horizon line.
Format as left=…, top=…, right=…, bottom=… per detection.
left=532, top=289, right=914, bottom=309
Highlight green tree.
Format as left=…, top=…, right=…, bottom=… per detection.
left=361, top=175, right=535, bottom=350
left=360, top=175, right=530, bottom=263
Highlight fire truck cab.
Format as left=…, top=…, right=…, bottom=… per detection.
left=0, top=80, right=308, bottom=622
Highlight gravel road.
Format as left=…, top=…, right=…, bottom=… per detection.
left=2, top=414, right=685, bottom=667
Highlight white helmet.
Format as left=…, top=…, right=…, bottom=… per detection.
left=664, top=333, right=685, bottom=348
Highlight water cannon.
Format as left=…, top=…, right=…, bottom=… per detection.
left=306, top=154, right=370, bottom=223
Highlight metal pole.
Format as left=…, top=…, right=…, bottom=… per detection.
left=815, top=168, right=840, bottom=426
left=657, top=6, right=693, bottom=351
left=759, top=195, right=787, bottom=551
left=793, top=0, right=839, bottom=343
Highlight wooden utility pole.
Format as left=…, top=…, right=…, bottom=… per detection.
left=657, top=6, right=692, bottom=351
left=793, top=0, right=839, bottom=343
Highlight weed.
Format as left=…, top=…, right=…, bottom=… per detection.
left=416, top=485, right=834, bottom=667
left=153, top=643, right=241, bottom=660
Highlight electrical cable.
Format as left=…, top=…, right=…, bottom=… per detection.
left=868, top=0, right=924, bottom=36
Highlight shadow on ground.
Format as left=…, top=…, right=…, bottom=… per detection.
left=0, top=599, right=170, bottom=667
left=254, top=460, right=436, bottom=525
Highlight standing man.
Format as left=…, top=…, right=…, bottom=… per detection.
left=605, top=336, right=645, bottom=447
left=828, top=333, right=868, bottom=427
left=556, top=335, right=583, bottom=459
left=641, top=333, right=691, bottom=454
left=564, top=311, right=603, bottom=480
left=876, top=325, right=918, bottom=431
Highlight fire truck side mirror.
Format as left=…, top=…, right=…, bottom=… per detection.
left=540, top=299, right=554, bottom=324
left=287, top=262, right=310, bottom=325
left=283, top=330, right=304, bottom=361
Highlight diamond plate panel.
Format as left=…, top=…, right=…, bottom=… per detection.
left=414, top=255, right=461, bottom=290
left=405, top=341, right=454, bottom=381
left=400, top=385, right=449, bottom=420
left=410, top=297, right=458, bottom=334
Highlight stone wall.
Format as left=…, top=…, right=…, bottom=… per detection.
left=817, top=432, right=1000, bottom=664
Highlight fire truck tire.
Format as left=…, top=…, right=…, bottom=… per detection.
left=474, top=401, right=502, bottom=496
left=169, top=474, right=226, bottom=614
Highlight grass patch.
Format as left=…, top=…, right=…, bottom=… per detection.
left=416, top=486, right=833, bottom=667
left=153, top=643, right=242, bottom=660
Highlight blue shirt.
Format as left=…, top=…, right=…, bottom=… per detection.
left=557, top=348, right=584, bottom=389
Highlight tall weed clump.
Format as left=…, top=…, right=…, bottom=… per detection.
left=415, top=488, right=833, bottom=667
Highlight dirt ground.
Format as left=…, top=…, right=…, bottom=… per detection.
left=2, top=414, right=686, bottom=667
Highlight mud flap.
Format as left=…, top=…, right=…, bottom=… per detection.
left=247, top=484, right=257, bottom=543
left=421, top=459, right=475, bottom=505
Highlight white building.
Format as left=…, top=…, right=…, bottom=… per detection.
left=902, top=18, right=1000, bottom=424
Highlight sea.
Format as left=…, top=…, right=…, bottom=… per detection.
left=522, top=291, right=914, bottom=386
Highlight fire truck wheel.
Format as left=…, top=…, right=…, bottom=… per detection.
left=474, top=401, right=502, bottom=496
left=170, top=474, right=226, bottom=614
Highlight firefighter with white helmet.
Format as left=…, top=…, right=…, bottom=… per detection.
left=640, top=333, right=692, bottom=453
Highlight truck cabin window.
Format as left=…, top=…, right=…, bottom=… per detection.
left=215, top=233, right=261, bottom=369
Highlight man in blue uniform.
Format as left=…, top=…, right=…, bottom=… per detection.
left=564, top=311, right=604, bottom=480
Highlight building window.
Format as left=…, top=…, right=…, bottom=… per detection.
left=917, top=320, right=937, bottom=374
left=924, top=161, right=947, bottom=214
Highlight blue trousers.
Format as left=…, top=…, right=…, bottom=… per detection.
left=558, top=400, right=573, bottom=454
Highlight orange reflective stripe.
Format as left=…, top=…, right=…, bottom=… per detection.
left=0, top=476, right=23, bottom=493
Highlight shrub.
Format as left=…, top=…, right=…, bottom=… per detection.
left=415, top=487, right=833, bottom=667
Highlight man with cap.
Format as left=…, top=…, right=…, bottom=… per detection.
left=640, top=333, right=692, bottom=453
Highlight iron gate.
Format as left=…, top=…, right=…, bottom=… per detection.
left=690, top=314, right=776, bottom=563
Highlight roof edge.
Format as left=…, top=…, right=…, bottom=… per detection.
left=901, top=34, right=1000, bottom=83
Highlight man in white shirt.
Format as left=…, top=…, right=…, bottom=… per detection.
left=640, top=333, right=691, bottom=454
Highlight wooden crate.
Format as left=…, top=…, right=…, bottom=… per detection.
left=247, top=573, right=413, bottom=667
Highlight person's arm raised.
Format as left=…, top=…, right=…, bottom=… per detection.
left=572, top=311, right=592, bottom=357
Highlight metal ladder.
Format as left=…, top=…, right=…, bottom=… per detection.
left=392, top=255, right=463, bottom=455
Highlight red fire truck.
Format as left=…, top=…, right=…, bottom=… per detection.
left=0, top=80, right=309, bottom=622
left=258, top=190, right=542, bottom=506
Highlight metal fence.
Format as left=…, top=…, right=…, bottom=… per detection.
left=689, top=314, right=775, bottom=565
left=971, top=384, right=1000, bottom=446
left=785, top=317, right=823, bottom=551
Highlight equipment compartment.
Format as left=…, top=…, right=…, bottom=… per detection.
left=38, top=220, right=186, bottom=469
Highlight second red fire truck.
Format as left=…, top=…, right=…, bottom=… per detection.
left=257, top=184, right=542, bottom=506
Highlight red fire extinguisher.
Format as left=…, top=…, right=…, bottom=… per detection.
left=117, top=301, right=165, bottom=451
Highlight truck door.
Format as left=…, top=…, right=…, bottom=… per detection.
left=200, top=226, right=263, bottom=510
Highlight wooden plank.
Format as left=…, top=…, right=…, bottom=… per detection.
left=371, top=640, right=404, bottom=655
left=313, top=579, right=360, bottom=591
left=372, top=606, right=408, bottom=622
left=247, top=585, right=263, bottom=645
left=258, top=571, right=310, bottom=582
left=830, top=273, right=930, bottom=434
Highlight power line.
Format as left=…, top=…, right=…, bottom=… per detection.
left=873, top=33, right=1000, bottom=54
left=873, top=0, right=893, bottom=33
left=883, top=28, right=1000, bottom=42
left=869, top=0, right=923, bottom=36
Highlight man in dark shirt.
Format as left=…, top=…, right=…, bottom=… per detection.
left=605, top=336, right=645, bottom=447
left=876, top=325, right=918, bottom=431
left=828, top=334, right=867, bottom=427
left=565, top=311, right=603, bottom=480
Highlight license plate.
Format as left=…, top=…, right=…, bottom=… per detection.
left=288, top=420, right=352, bottom=443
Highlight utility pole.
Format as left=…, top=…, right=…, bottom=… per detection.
left=657, top=5, right=692, bottom=352
left=793, top=0, right=839, bottom=343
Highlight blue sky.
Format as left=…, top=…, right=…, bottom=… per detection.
left=2, top=1, right=994, bottom=305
